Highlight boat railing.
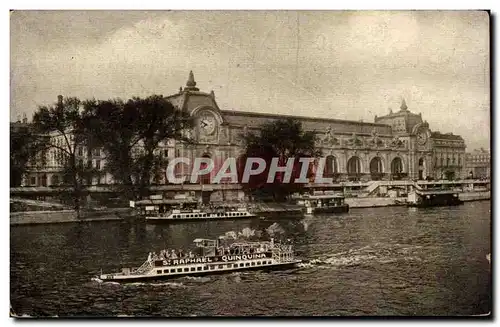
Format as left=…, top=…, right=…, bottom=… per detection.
left=134, top=259, right=153, bottom=274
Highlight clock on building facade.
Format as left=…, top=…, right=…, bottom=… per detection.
left=198, top=111, right=217, bottom=136
left=417, top=130, right=428, bottom=145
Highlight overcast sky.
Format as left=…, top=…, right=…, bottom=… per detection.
left=10, top=10, right=490, bottom=150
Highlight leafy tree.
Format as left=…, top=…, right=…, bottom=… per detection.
left=82, top=95, right=193, bottom=199
left=32, top=96, right=90, bottom=217
left=238, top=118, right=320, bottom=201
left=10, top=123, right=47, bottom=187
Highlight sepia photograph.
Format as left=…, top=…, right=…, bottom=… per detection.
left=9, top=9, right=491, bottom=318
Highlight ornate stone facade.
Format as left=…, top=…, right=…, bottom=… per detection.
left=465, top=149, right=490, bottom=179
left=168, top=72, right=466, bottom=183
left=19, top=71, right=468, bottom=186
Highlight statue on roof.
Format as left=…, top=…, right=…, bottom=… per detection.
left=321, top=126, right=339, bottom=147
left=348, top=132, right=363, bottom=147
left=369, top=128, right=383, bottom=148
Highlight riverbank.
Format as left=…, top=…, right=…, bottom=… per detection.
left=346, top=191, right=490, bottom=208
left=11, top=191, right=490, bottom=225
left=10, top=208, right=133, bottom=226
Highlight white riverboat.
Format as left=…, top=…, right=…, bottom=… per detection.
left=146, top=206, right=256, bottom=222
left=97, top=238, right=300, bottom=282
left=131, top=197, right=257, bottom=222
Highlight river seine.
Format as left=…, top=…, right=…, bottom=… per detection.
left=10, top=201, right=491, bottom=317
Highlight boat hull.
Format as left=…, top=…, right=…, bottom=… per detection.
left=145, top=214, right=258, bottom=222
left=310, top=205, right=350, bottom=214
left=407, top=200, right=464, bottom=208
left=98, top=261, right=300, bottom=283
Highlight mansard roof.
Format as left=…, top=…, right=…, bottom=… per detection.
left=430, top=131, right=464, bottom=141
left=220, top=109, right=393, bottom=136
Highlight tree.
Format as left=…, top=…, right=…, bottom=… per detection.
left=32, top=96, right=89, bottom=217
left=10, top=124, right=47, bottom=187
left=82, top=95, right=193, bottom=199
left=238, top=118, right=320, bottom=201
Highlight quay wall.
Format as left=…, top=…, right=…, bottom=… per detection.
left=10, top=191, right=490, bottom=225
left=10, top=209, right=129, bottom=226
left=345, top=191, right=490, bottom=209
left=459, top=191, right=490, bottom=202
left=346, top=197, right=407, bottom=208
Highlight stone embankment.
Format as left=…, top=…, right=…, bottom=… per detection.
left=10, top=191, right=490, bottom=225
left=10, top=208, right=132, bottom=226
left=247, top=202, right=304, bottom=217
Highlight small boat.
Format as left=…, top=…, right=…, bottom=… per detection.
left=294, top=194, right=349, bottom=215
left=97, top=238, right=300, bottom=282
left=407, top=189, right=464, bottom=208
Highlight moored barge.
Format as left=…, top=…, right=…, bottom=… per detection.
left=407, top=189, right=464, bottom=208
left=294, top=194, right=349, bottom=215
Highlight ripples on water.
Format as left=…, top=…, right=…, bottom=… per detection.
left=10, top=201, right=491, bottom=317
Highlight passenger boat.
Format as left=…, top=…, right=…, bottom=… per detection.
left=146, top=206, right=256, bottom=222
left=294, top=194, right=349, bottom=215
left=130, top=198, right=257, bottom=222
left=97, top=238, right=300, bottom=282
left=407, top=189, right=464, bottom=208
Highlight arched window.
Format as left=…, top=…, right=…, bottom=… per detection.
left=347, top=156, right=361, bottom=174
left=369, top=157, right=383, bottom=173
left=391, top=157, right=403, bottom=174
left=323, top=155, right=338, bottom=178
left=369, top=157, right=383, bottom=180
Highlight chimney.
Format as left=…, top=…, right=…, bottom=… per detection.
left=57, top=95, right=63, bottom=106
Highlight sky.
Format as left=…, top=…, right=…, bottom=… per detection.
left=10, top=10, right=490, bottom=150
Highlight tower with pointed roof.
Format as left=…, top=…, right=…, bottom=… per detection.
left=184, top=70, right=200, bottom=92
left=400, top=98, right=408, bottom=111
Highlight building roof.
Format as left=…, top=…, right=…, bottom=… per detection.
left=220, top=110, right=393, bottom=135
left=430, top=131, right=464, bottom=141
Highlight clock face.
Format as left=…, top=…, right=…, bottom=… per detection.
left=417, top=131, right=428, bottom=145
left=198, top=112, right=217, bottom=136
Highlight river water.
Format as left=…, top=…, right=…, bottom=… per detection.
left=10, top=201, right=491, bottom=317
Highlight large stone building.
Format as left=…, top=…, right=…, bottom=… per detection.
left=166, top=71, right=466, bottom=183
left=465, top=148, right=490, bottom=179
left=20, top=71, right=467, bottom=186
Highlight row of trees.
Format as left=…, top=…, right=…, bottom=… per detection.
left=11, top=95, right=193, bottom=215
left=11, top=94, right=321, bottom=212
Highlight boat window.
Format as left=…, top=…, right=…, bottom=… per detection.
left=257, top=261, right=261, bottom=265
left=190, top=267, right=196, bottom=272
left=163, top=270, right=169, bottom=273
left=210, top=265, right=215, bottom=270
left=170, top=269, right=176, bottom=273
left=184, top=268, right=189, bottom=272
left=251, top=262, right=255, bottom=266
left=197, top=266, right=202, bottom=271
left=157, top=270, right=162, bottom=274
left=240, top=263, right=244, bottom=267
left=177, top=268, right=182, bottom=272
left=245, top=263, right=250, bottom=267
left=233, top=264, right=238, bottom=268
left=218, top=265, right=224, bottom=269
left=203, top=266, right=209, bottom=271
